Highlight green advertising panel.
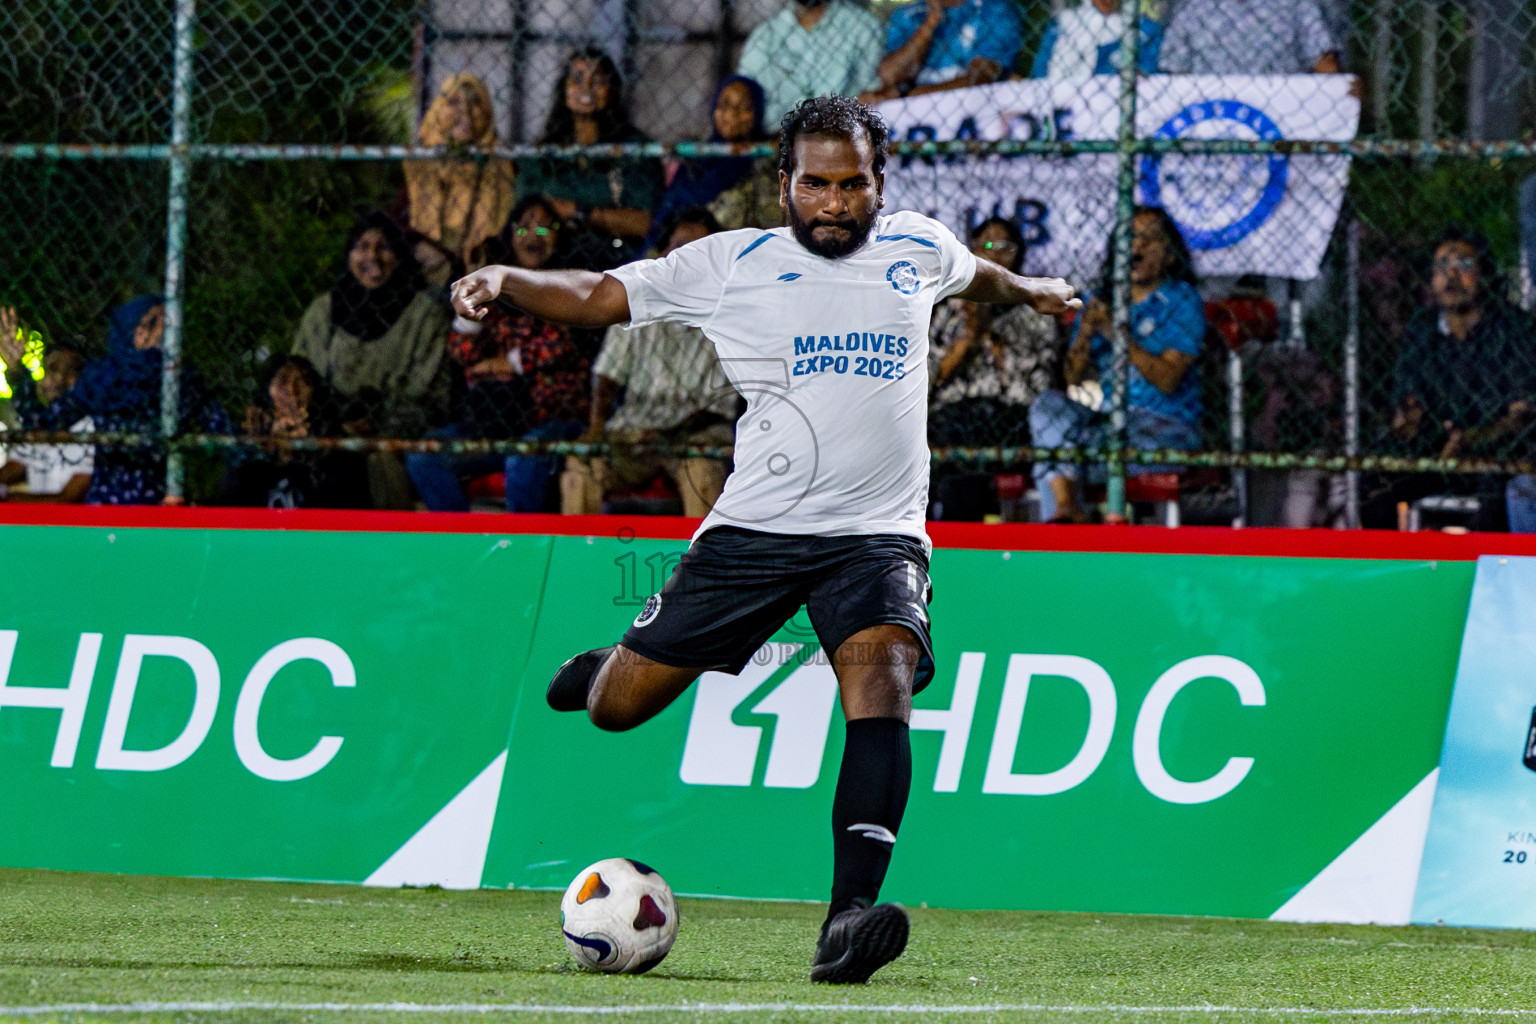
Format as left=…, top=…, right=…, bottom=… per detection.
left=0, top=523, right=1477, bottom=921
left=484, top=537, right=1469, bottom=918
left=0, top=525, right=549, bottom=885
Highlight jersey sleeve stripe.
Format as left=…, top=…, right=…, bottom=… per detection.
left=733, top=233, right=776, bottom=262
left=874, top=233, right=939, bottom=249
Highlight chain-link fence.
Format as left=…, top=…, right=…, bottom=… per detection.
left=3, top=0, right=1535, bottom=527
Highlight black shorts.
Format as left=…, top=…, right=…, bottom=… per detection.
left=620, top=526, right=936, bottom=694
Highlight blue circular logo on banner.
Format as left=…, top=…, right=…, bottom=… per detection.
left=1137, top=100, right=1288, bottom=251
left=886, top=261, right=921, bottom=295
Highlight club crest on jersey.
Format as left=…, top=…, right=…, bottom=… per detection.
left=633, top=593, right=663, bottom=628
left=886, top=261, right=920, bottom=295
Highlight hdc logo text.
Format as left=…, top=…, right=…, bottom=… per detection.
left=679, top=644, right=1264, bottom=805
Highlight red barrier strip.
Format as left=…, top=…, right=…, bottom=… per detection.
left=1, top=504, right=1534, bottom=561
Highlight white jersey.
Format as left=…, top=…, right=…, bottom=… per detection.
left=607, top=210, right=977, bottom=548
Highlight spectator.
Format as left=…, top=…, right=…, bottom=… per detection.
left=518, top=48, right=662, bottom=269
left=878, top=0, right=1025, bottom=99
left=1031, top=0, right=1162, bottom=80
left=404, top=73, right=516, bottom=287
left=561, top=208, right=740, bottom=517
left=929, top=217, right=1059, bottom=446
left=1246, top=340, right=1342, bottom=528
left=736, top=0, right=885, bottom=127
left=928, top=218, right=1060, bottom=521
left=293, top=212, right=450, bottom=436
left=1, top=295, right=230, bottom=505
left=1159, top=0, right=1340, bottom=75
left=1029, top=207, right=1205, bottom=522
left=406, top=196, right=590, bottom=512
left=644, top=75, right=780, bottom=253
left=1362, top=228, right=1536, bottom=531
left=0, top=316, right=90, bottom=503
left=218, top=355, right=370, bottom=509
left=292, top=211, right=450, bottom=508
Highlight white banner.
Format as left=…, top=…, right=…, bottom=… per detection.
left=879, top=75, right=1360, bottom=282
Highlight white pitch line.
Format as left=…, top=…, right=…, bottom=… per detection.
left=0, top=1003, right=1534, bottom=1017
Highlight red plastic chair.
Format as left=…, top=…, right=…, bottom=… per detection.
left=464, top=472, right=505, bottom=500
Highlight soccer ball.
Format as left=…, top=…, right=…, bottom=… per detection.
left=559, top=857, right=679, bottom=974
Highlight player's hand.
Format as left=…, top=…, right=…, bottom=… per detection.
left=451, top=266, right=514, bottom=321
left=1027, top=278, right=1082, bottom=315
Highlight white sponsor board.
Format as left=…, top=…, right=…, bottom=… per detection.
left=879, top=75, right=1360, bottom=281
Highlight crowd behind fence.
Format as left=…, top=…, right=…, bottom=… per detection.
left=3, top=0, right=1536, bottom=528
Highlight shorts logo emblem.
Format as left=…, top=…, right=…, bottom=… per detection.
left=886, top=261, right=920, bottom=295
left=633, top=593, right=663, bottom=628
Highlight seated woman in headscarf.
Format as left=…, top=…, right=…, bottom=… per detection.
left=292, top=211, right=452, bottom=508
left=218, top=354, right=371, bottom=509
left=517, top=48, right=663, bottom=269
left=403, top=73, right=516, bottom=288
left=292, top=211, right=451, bottom=441
left=642, top=74, right=779, bottom=253
left=0, top=295, right=231, bottom=505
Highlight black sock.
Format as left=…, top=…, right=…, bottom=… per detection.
left=826, top=717, right=911, bottom=927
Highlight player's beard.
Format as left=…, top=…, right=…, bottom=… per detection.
left=787, top=202, right=877, bottom=260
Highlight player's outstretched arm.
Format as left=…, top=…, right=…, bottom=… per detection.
left=956, top=258, right=1082, bottom=314
left=451, top=266, right=632, bottom=329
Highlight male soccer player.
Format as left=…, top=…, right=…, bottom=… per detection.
left=452, top=96, right=1079, bottom=984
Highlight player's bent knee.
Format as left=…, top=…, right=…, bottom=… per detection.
left=587, top=646, right=701, bottom=732
left=587, top=699, right=643, bottom=732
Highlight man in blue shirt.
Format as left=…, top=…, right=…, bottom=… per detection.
left=1031, top=0, right=1162, bottom=79
left=878, top=0, right=1025, bottom=98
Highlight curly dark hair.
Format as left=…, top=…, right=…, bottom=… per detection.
left=777, top=96, right=889, bottom=182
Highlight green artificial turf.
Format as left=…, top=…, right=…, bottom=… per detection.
left=2, top=868, right=1535, bottom=1023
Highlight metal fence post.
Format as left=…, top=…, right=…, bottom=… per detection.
left=160, top=0, right=196, bottom=501
left=1418, top=0, right=1439, bottom=142
left=1106, top=0, right=1142, bottom=519
left=1345, top=216, right=1361, bottom=529
left=1371, top=0, right=1393, bottom=133
left=1229, top=348, right=1245, bottom=527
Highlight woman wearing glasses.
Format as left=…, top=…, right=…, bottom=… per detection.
left=926, top=216, right=1062, bottom=520
left=406, top=196, right=590, bottom=512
